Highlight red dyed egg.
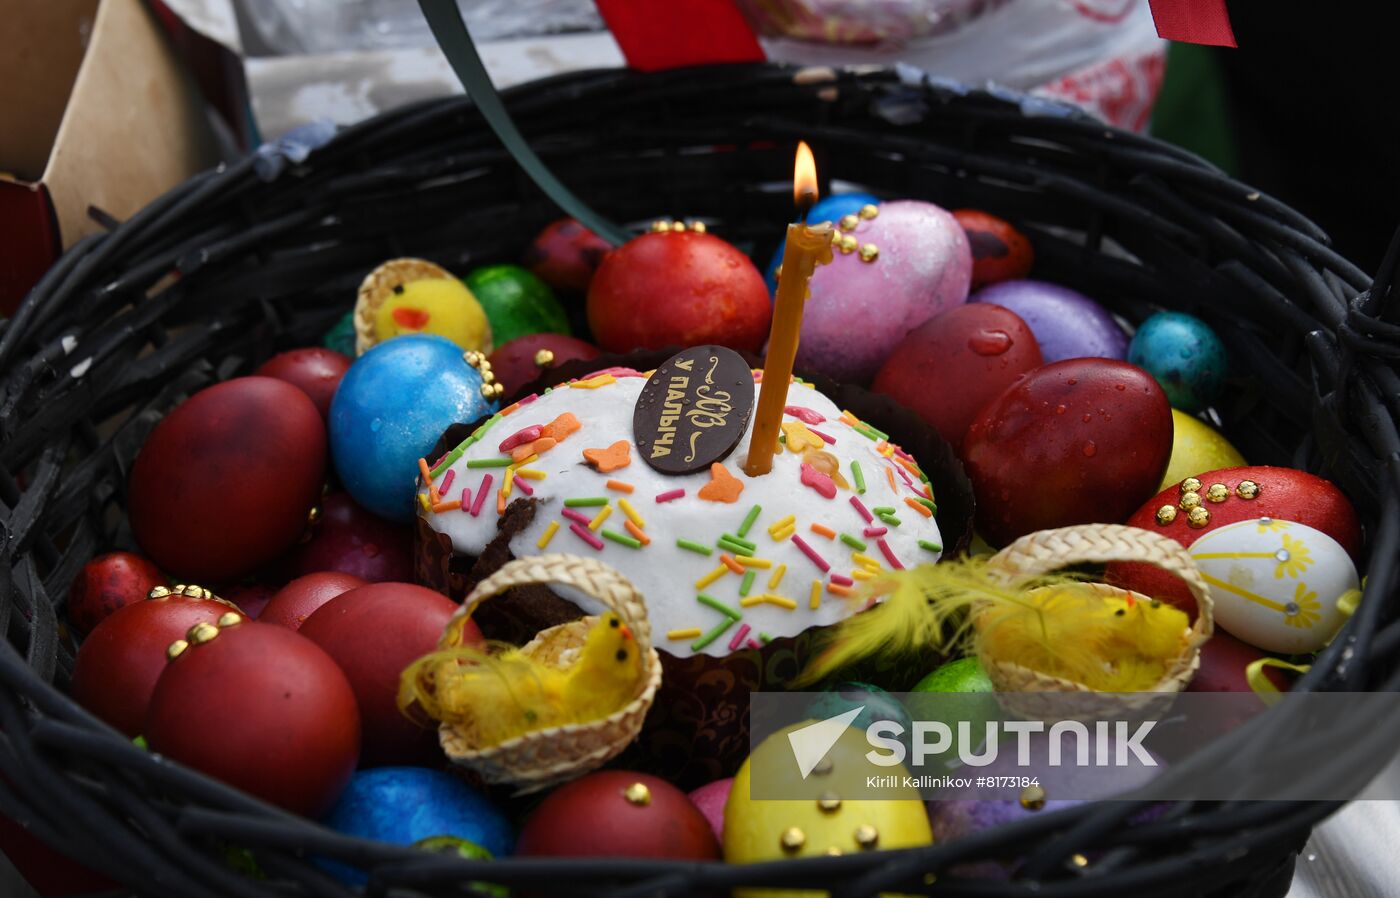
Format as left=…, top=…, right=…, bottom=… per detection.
left=1108, top=465, right=1362, bottom=616
left=1188, top=630, right=1293, bottom=695
left=261, top=571, right=367, bottom=631
left=963, top=358, right=1173, bottom=546
left=254, top=347, right=352, bottom=419
left=953, top=209, right=1034, bottom=289
left=281, top=492, right=413, bottom=583
left=517, top=771, right=720, bottom=863
left=872, top=303, right=1043, bottom=453
left=145, top=621, right=359, bottom=816
left=128, top=377, right=326, bottom=581
left=488, top=333, right=602, bottom=396
left=71, top=589, right=244, bottom=737
left=299, top=583, right=475, bottom=766
left=587, top=231, right=771, bottom=353
left=66, top=551, right=167, bottom=635
left=523, top=217, right=611, bottom=293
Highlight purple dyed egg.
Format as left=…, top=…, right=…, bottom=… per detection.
left=687, top=777, right=733, bottom=840
left=928, top=735, right=1165, bottom=879
left=795, top=200, right=972, bottom=382
left=972, top=279, right=1127, bottom=363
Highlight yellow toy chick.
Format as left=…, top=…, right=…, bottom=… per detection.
left=800, top=558, right=1190, bottom=692
left=355, top=258, right=491, bottom=355
left=400, top=612, right=643, bottom=748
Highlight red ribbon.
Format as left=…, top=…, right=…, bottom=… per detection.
left=594, top=0, right=765, bottom=72
left=1148, top=0, right=1237, bottom=47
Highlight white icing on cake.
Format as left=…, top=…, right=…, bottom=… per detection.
left=419, top=370, right=943, bottom=658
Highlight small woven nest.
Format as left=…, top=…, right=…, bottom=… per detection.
left=430, top=554, right=663, bottom=793
left=981, top=524, right=1215, bottom=719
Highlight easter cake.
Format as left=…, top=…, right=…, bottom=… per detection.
left=413, top=347, right=972, bottom=783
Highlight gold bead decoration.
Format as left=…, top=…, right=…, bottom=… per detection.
left=534, top=349, right=555, bottom=368
left=148, top=586, right=171, bottom=600
left=1071, top=853, right=1089, bottom=868
left=1206, top=483, right=1229, bottom=503
left=839, top=213, right=860, bottom=232
left=187, top=621, right=220, bottom=645
left=691, top=221, right=707, bottom=234
left=1187, top=506, right=1211, bottom=528
left=1155, top=505, right=1178, bottom=526
left=650, top=220, right=671, bottom=233
left=1181, top=477, right=1202, bottom=494
left=811, top=757, right=834, bottom=776
left=859, top=204, right=879, bottom=220
left=166, top=639, right=190, bottom=661
left=1180, top=491, right=1202, bottom=511
left=780, top=827, right=806, bottom=853
left=825, top=847, right=844, bottom=856
left=817, top=793, right=842, bottom=813
left=463, top=350, right=484, bottom=367
left=217, top=611, right=244, bottom=628
left=837, top=235, right=858, bottom=254
left=1019, top=785, right=1047, bottom=811
left=623, top=782, right=652, bottom=807
left=858, top=243, right=879, bottom=263
left=853, top=824, right=879, bottom=850
left=1236, top=480, right=1260, bottom=499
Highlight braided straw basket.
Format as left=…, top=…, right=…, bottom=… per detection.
left=981, top=524, right=1214, bottom=718
left=429, top=553, right=662, bottom=793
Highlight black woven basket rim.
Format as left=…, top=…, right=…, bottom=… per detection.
left=2, top=62, right=1399, bottom=898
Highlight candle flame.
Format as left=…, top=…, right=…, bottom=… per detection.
left=794, top=141, right=818, bottom=208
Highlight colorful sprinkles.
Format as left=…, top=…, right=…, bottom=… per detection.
left=537, top=521, right=559, bottom=549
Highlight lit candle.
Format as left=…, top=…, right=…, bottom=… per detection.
left=744, top=141, right=833, bottom=477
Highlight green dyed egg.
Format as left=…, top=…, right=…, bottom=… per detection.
left=464, top=264, right=570, bottom=346
left=803, top=681, right=912, bottom=742
left=323, top=310, right=357, bottom=357
left=912, top=657, right=994, bottom=693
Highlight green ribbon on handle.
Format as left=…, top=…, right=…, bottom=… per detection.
left=417, top=0, right=630, bottom=247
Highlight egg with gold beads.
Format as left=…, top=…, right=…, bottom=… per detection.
left=724, top=722, right=931, bottom=897
left=354, top=258, right=491, bottom=355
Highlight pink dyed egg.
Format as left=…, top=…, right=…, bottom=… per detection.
left=795, top=200, right=972, bottom=382
left=687, top=777, right=733, bottom=840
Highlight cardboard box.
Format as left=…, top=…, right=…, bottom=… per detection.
left=0, top=0, right=221, bottom=315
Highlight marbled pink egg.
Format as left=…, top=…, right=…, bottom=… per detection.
left=795, top=200, right=972, bottom=382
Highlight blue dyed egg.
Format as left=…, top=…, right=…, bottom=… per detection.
left=320, top=767, right=514, bottom=884
left=329, top=334, right=498, bottom=521
left=765, top=192, right=881, bottom=293
left=1127, top=311, right=1227, bottom=412
left=804, top=681, right=912, bottom=748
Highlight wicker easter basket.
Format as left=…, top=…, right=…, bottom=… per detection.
left=2, top=62, right=1400, bottom=898
left=428, top=554, right=662, bottom=792
left=981, top=524, right=1215, bottom=719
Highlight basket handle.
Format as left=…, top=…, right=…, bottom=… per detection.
left=445, top=554, right=656, bottom=658
left=986, top=524, right=1214, bottom=648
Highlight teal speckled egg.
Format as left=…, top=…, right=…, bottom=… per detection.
left=1127, top=311, right=1227, bottom=412
left=464, top=264, right=570, bottom=347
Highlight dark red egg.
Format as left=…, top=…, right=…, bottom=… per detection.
left=1188, top=630, right=1294, bottom=695
left=299, top=583, right=475, bottom=766
left=517, top=771, right=720, bottom=863
left=0, top=814, right=117, bottom=896
left=260, top=571, right=367, bottom=631
left=281, top=492, right=413, bottom=583
left=145, top=620, right=360, bottom=816
left=128, top=377, right=326, bottom=581
left=254, top=347, right=352, bottom=419
left=872, top=303, right=1042, bottom=453
left=71, top=589, right=244, bottom=737
left=953, top=209, right=1034, bottom=288
left=487, top=333, right=602, bottom=396
left=586, top=231, right=771, bottom=353
left=523, top=217, right=612, bottom=293
left=218, top=581, right=277, bottom=619
left=1108, top=465, right=1362, bottom=617
left=66, top=551, right=167, bottom=635
left=963, top=358, right=1173, bottom=546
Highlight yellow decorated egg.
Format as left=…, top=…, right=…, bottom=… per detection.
left=354, top=258, right=492, bottom=356
left=1159, top=410, right=1246, bottom=490
left=1189, top=518, right=1358, bottom=654
left=724, top=722, right=931, bottom=897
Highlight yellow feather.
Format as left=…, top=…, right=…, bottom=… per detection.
left=798, top=558, right=1190, bottom=692
left=399, top=612, right=644, bottom=747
